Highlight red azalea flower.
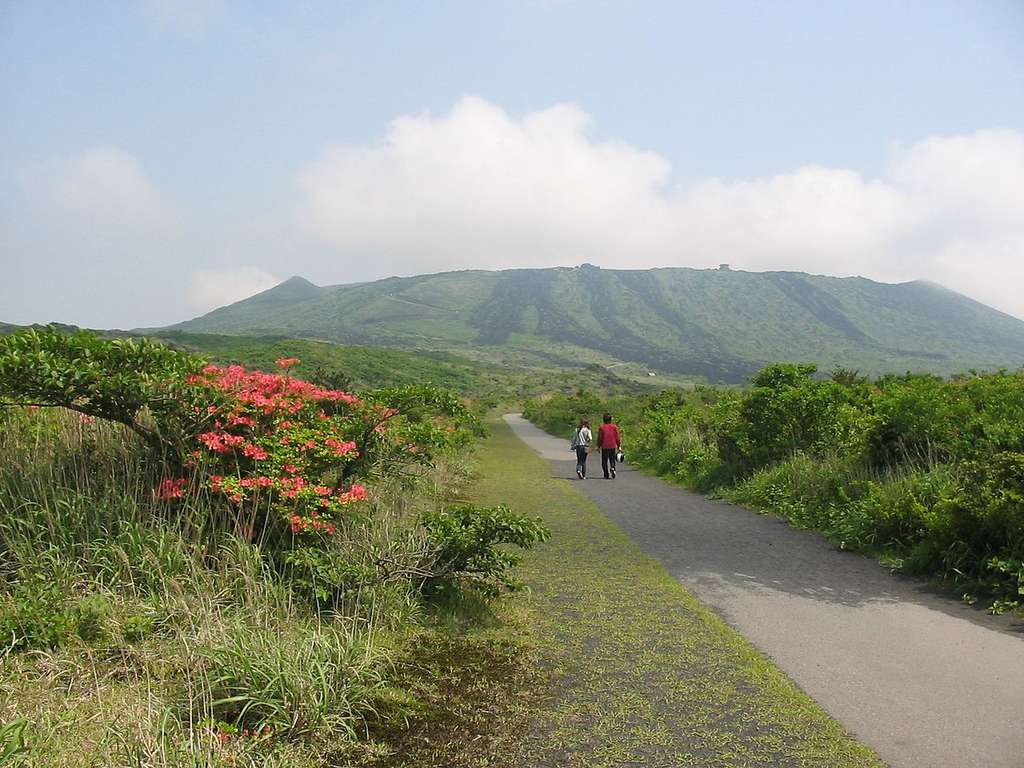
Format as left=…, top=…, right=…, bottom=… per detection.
left=157, top=478, right=186, bottom=500
left=242, top=443, right=268, bottom=460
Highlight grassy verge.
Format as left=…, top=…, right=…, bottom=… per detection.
left=0, top=402, right=537, bottom=768
left=459, top=418, right=883, bottom=767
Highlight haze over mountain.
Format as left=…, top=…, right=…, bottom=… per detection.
left=166, top=266, right=1024, bottom=383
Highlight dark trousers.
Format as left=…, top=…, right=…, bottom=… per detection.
left=601, top=448, right=617, bottom=478
left=575, top=446, right=589, bottom=477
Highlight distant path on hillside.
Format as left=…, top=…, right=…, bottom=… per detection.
left=503, top=413, right=1024, bottom=768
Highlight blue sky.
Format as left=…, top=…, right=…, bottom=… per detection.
left=2, top=0, right=1023, bottom=327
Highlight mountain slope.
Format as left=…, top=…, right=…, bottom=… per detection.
left=167, top=266, right=1024, bottom=382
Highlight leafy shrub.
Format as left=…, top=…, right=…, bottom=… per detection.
left=716, top=364, right=873, bottom=474
left=0, top=575, right=112, bottom=651
left=0, top=332, right=487, bottom=609
left=281, top=547, right=380, bottom=603
left=421, top=504, right=550, bottom=597
left=526, top=362, right=1024, bottom=610
left=0, top=328, right=207, bottom=457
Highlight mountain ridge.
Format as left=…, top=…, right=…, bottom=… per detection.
left=165, top=266, right=1024, bottom=383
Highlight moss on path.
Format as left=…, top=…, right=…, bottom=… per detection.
left=466, top=418, right=883, bottom=768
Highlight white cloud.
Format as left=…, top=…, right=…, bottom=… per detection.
left=26, top=145, right=172, bottom=235
left=298, top=97, right=1024, bottom=317
left=189, top=266, right=280, bottom=311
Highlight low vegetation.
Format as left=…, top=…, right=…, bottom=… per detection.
left=526, top=363, right=1024, bottom=612
left=0, top=329, right=548, bottom=766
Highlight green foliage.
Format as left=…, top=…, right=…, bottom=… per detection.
left=0, top=719, right=30, bottom=765
left=0, top=327, right=207, bottom=456
left=281, top=547, right=378, bottom=603
left=202, top=621, right=386, bottom=740
left=870, top=371, right=1024, bottom=467
left=0, top=576, right=112, bottom=651
left=172, top=267, right=1024, bottom=383
left=717, top=363, right=873, bottom=473
left=527, top=363, right=1024, bottom=610
left=421, top=504, right=551, bottom=597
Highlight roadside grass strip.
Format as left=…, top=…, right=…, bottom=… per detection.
left=468, top=418, right=884, bottom=768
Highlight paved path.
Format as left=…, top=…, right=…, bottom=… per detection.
left=504, top=414, right=1024, bottom=768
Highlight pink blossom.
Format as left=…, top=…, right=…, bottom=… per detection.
left=158, top=478, right=186, bottom=500
left=324, top=438, right=358, bottom=457
left=337, top=483, right=368, bottom=505
left=242, top=443, right=268, bottom=460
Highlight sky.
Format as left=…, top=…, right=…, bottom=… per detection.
left=1, top=0, right=1023, bottom=328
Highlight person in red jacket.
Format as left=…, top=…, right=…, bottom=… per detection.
left=596, top=412, right=621, bottom=479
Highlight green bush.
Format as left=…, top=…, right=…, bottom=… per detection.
left=0, top=328, right=207, bottom=458
left=421, top=504, right=550, bottom=597
left=0, top=575, right=112, bottom=651
left=525, top=363, right=1024, bottom=610
left=716, top=364, right=873, bottom=474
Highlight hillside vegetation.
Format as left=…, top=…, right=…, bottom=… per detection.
left=0, top=329, right=549, bottom=766
left=525, top=364, right=1024, bottom=613
left=169, top=267, right=1024, bottom=382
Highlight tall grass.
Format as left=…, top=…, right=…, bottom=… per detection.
left=0, top=408, right=457, bottom=766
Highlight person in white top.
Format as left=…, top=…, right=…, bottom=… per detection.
left=571, top=419, right=593, bottom=479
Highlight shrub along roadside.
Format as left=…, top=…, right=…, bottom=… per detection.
left=0, top=329, right=549, bottom=767
left=525, top=363, right=1024, bottom=612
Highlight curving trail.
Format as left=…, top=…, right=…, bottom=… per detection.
left=504, top=413, right=1024, bottom=768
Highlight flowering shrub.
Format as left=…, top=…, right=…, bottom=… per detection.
left=179, top=360, right=377, bottom=540
left=1, top=329, right=543, bottom=609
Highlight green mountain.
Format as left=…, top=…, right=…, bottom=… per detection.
left=165, top=266, right=1024, bottom=383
